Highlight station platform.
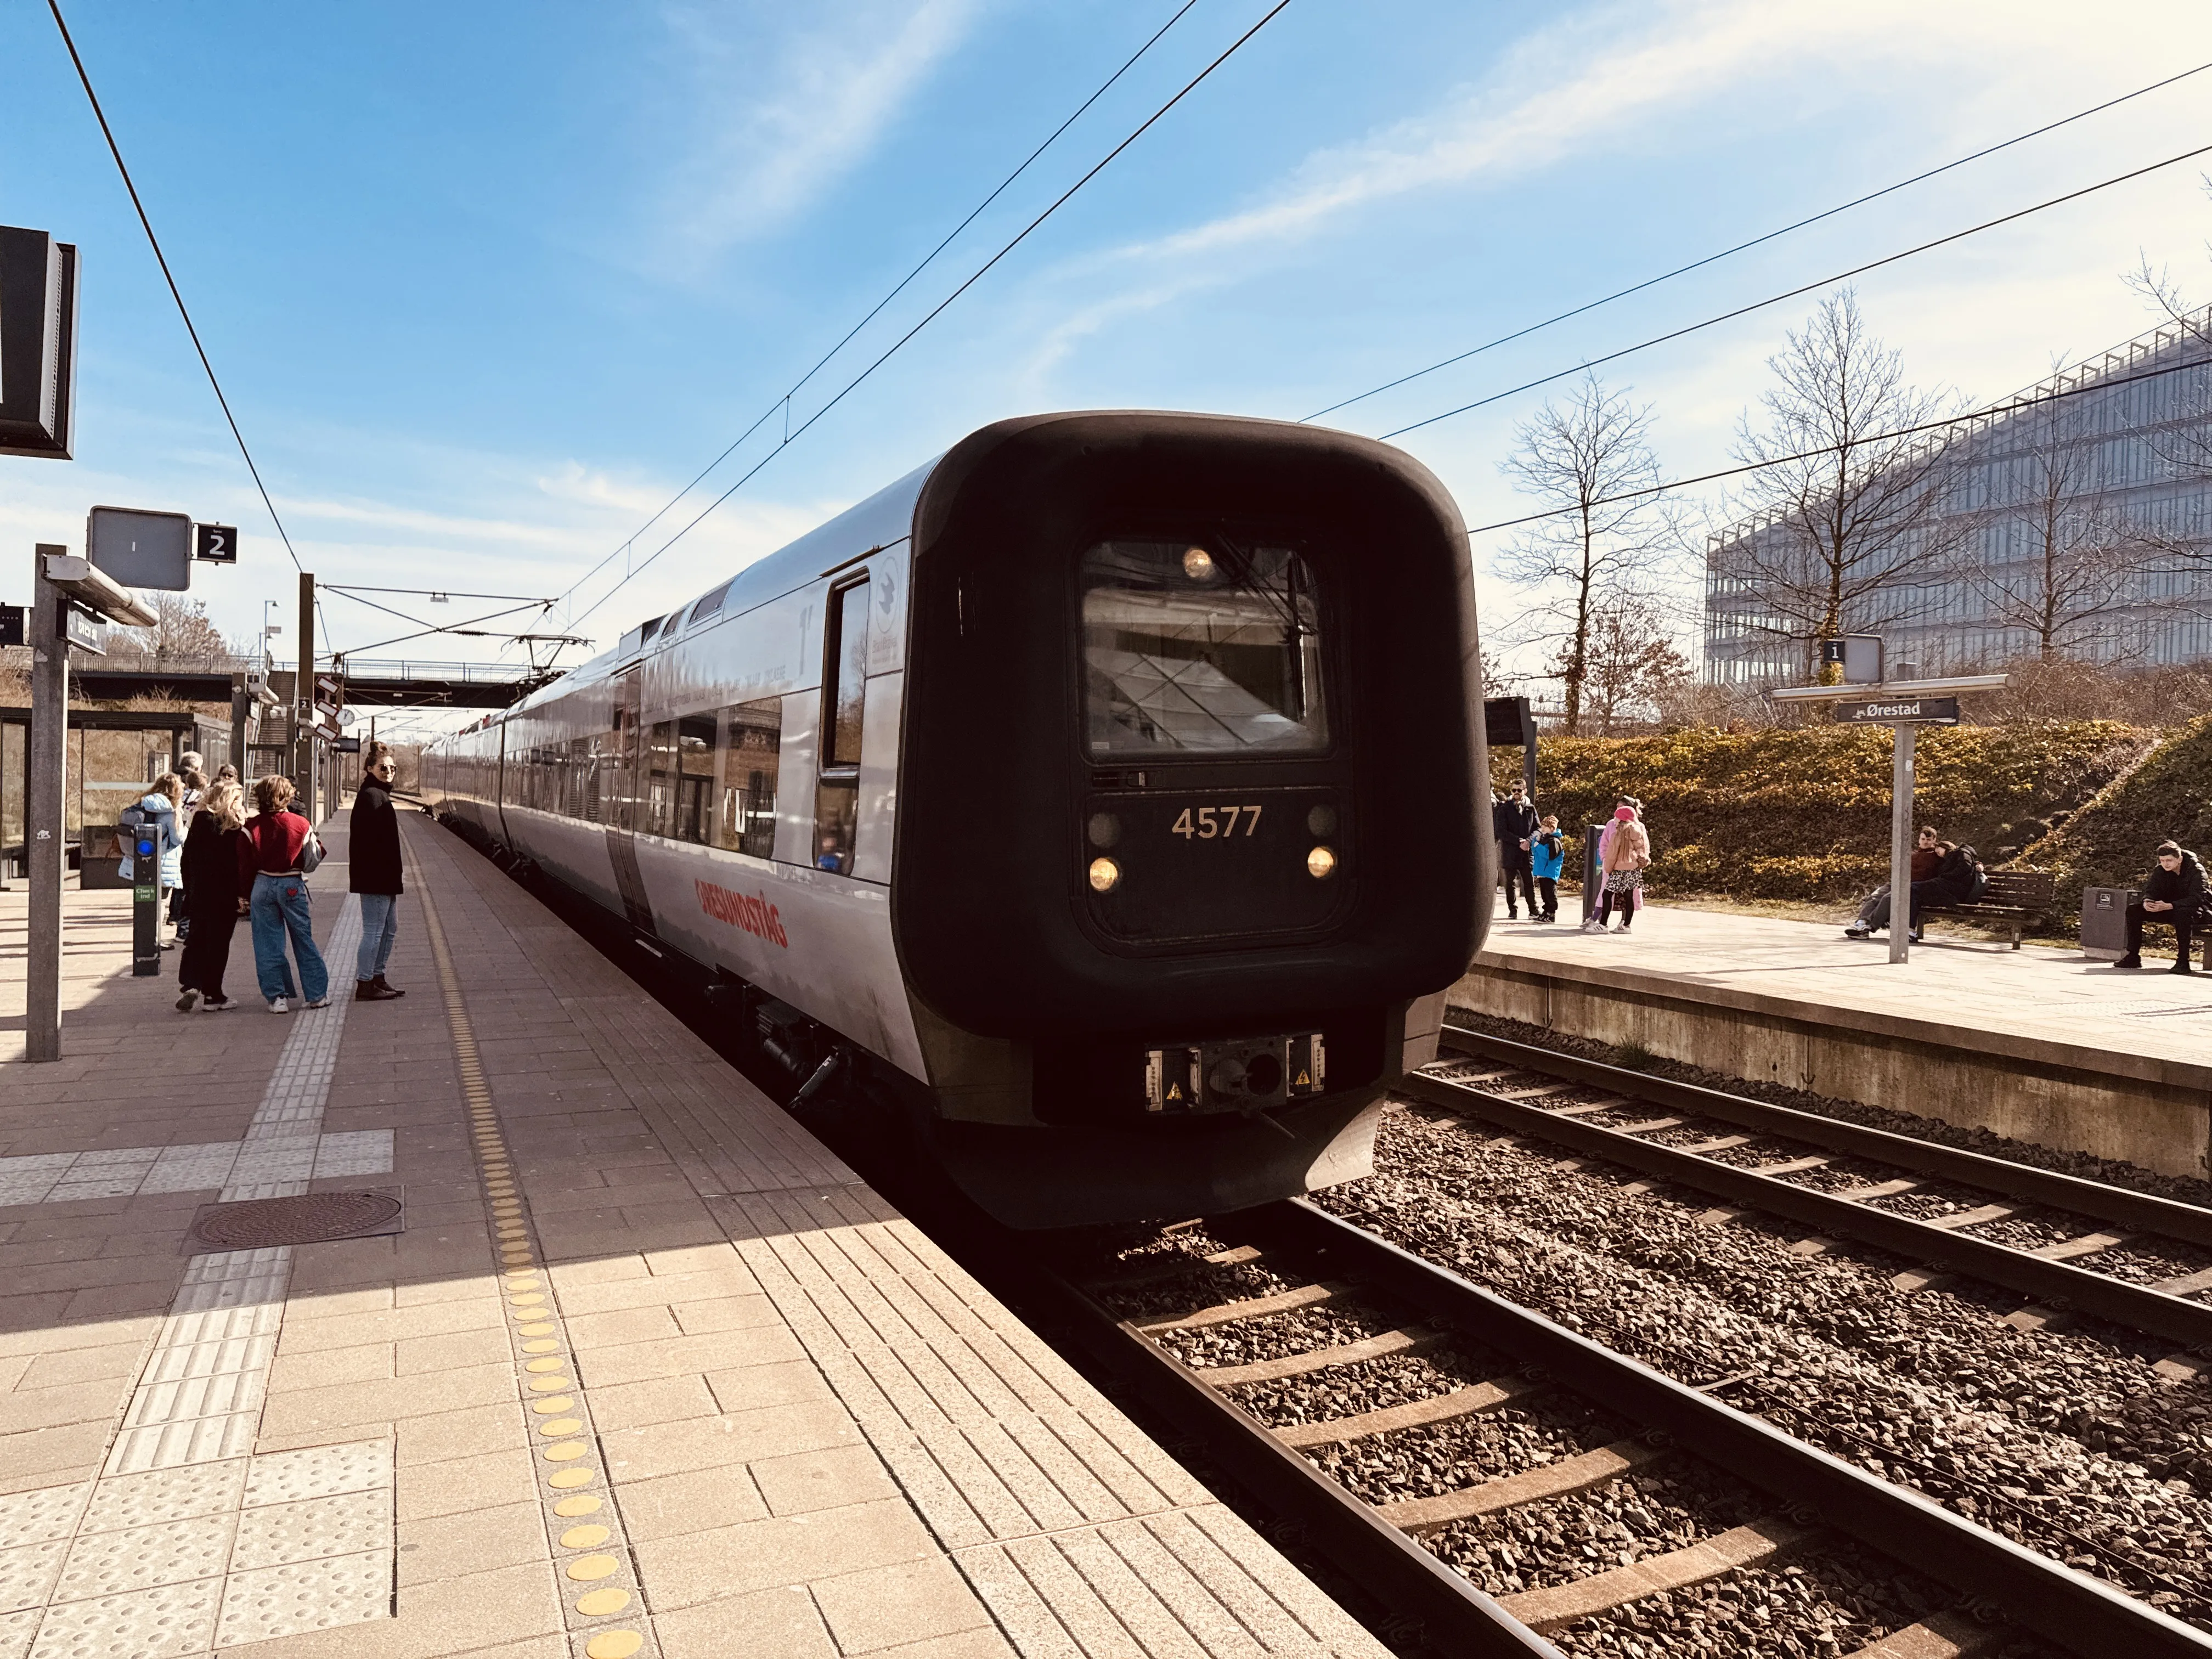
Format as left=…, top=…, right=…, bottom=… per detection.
left=1457, top=904, right=2212, bottom=1182
left=0, top=812, right=1388, bottom=1659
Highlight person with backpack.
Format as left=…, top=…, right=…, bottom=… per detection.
left=118, top=774, right=186, bottom=950
left=176, top=780, right=250, bottom=1012
left=239, top=774, right=331, bottom=1012
left=350, top=743, right=407, bottom=1001
left=1530, top=815, right=1566, bottom=923
left=2117, top=841, right=2208, bottom=974
left=1584, top=799, right=1650, bottom=934
left=1905, top=841, right=1985, bottom=943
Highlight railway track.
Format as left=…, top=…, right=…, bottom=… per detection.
left=1412, top=1025, right=2212, bottom=1362
left=1036, top=1200, right=2212, bottom=1658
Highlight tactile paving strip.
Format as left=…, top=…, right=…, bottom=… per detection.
left=418, top=865, right=659, bottom=1659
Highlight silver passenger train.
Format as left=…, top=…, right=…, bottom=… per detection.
left=424, top=410, right=1491, bottom=1226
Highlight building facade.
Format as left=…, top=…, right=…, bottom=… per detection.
left=1706, top=310, right=2212, bottom=683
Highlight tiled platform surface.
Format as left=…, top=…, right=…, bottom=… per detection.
left=1468, top=902, right=2212, bottom=1084
left=0, top=813, right=1389, bottom=1659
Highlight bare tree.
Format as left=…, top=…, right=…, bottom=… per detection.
left=1716, top=291, right=1966, bottom=680
left=105, top=593, right=235, bottom=664
left=1576, top=602, right=1691, bottom=735
left=1494, top=373, right=1683, bottom=733
left=1964, top=391, right=2160, bottom=662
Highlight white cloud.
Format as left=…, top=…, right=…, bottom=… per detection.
left=654, top=0, right=982, bottom=266
left=1130, top=0, right=2212, bottom=268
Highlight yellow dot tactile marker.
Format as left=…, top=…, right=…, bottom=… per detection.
left=547, top=1467, right=595, bottom=1489
left=543, top=1441, right=589, bottom=1462
left=574, top=1588, right=630, bottom=1617
left=539, top=1419, right=585, bottom=1436
left=586, top=1629, right=644, bottom=1658
left=531, top=1398, right=574, bottom=1415
left=564, top=1554, right=620, bottom=1581
left=560, top=1523, right=611, bottom=1549
left=525, top=1357, right=565, bottom=1373
left=552, top=1494, right=601, bottom=1517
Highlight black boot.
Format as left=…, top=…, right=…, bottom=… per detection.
left=2115, top=953, right=2142, bottom=969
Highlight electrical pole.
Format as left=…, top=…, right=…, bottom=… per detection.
left=25, top=548, right=70, bottom=1062
left=296, top=571, right=315, bottom=818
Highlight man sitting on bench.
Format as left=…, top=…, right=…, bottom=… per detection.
left=2117, top=840, right=2208, bottom=975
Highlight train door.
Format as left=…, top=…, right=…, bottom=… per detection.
left=605, top=666, right=656, bottom=934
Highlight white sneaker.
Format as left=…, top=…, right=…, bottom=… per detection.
left=268, top=997, right=289, bottom=1013
left=1579, top=918, right=1604, bottom=933
left=176, top=989, right=200, bottom=1013
left=303, top=996, right=331, bottom=1010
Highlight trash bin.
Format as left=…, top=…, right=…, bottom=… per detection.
left=2081, top=887, right=2135, bottom=961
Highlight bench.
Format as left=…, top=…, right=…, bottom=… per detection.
left=1918, top=869, right=2054, bottom=949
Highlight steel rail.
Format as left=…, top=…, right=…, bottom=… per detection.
left=1250, top=1199, right=2212, bottom=1659
left=1401, top=1065, right=2212, bottom=1351
left=1440, top=1025, right=2212, bottom=1246
left=1026, top=1261, right=1563, bottom=1657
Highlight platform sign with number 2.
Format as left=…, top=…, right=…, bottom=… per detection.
left=194, top=523, right=238, bottom=563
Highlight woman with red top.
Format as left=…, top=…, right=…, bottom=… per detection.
left=240, top=775, right=331, bottom=1012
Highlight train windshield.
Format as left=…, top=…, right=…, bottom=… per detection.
left=1081, top=539, right=1328, bottom=757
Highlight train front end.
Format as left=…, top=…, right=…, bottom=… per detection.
left=892, top=411, right=1491, bottom=1226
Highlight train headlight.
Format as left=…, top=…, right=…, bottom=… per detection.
left=1306, top=845, right=1338, bottom=880
left=1088, top=857, right=1122, bottom=893
left=1181, top=546, right=1215, bottom=582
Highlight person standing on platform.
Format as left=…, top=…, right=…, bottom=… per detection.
left=1493, top=781, right=1540, bottom=920
left=2117, top=841, right=2207, bottom=974
left=1531, top=815, right=1566, bottom=922
left=170, top=769, right=208, bottom=944
left=119, top=774, right=187, bottom=950
left=176, top=781, right=250, bottom=1012
left=351, top=743, right=407, bottom=1001
left=1585, top=800, right=1650, bottom=933
left=240, top=775, right=331, bottom=1013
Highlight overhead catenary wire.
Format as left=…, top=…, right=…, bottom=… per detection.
left=1460, top=347, right=2212, bottom=539
left=566, top=0, right=1298, bottom=631
left=550, top=0, right=1209, bottom=623
left=1305, top=60, right=2212, bottom=425
left=1380, top=138, right=2212, bottom=442
left=46, top=0, right=305, bottom=577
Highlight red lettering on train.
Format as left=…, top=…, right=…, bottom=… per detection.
left=695, top=879, right=788, bottom=948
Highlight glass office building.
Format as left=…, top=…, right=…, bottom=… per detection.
left=1705, top=309, right=2212, bottom=683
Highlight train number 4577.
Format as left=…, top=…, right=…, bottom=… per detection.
left=1170, top=804, right=1263, bottom=840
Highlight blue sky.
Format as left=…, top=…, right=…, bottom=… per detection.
left=7, top=0, right=2212, bottom=729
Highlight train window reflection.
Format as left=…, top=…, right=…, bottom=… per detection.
left=825, top=579, right=868, bottom=768
left=1081, top=539, right=1327, bottom=757
left=715, top=699, right=781, bottom=859
left=675, top=716, right=715, bottom=844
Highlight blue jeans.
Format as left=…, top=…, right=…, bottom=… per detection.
left=250, top=873, right=329, bottom=1003
left=356, top=893, right=398, bottom=981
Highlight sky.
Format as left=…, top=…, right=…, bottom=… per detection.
left=6, top=0, right=2212, bottom=736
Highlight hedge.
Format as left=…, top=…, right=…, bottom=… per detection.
left=2017, top=714, right=2212, bottom=894
left=1492, top=722, right=2151, bottom=904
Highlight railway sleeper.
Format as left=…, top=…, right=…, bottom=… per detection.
left=1273, top=1374, right=1544, bottom=1448
left=1134, top=1279, right=1343, bottom=1334
left=1841, top=1610, right=2008, bottom=1658
left=1376, top=1437, right=1666, bottom=1535
left=1497, top=1516, right=1815, bottom=1635
left=1196, top=1324, right=1441, bottom=1386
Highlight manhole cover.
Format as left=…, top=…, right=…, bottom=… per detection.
left=187, top=1190, right=404, bottom=1251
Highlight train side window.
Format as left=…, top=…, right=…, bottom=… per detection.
left=715, top=698, right=781, bottom=858
left=645, top=719, right=677, bottom=838
left=812, top=578, right=868, bottom=874
left=675, top=716, right=715, bottom=844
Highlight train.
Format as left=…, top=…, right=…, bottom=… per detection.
left=422, top=409, right=1491, bottom=1227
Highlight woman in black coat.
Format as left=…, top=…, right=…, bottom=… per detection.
left=177, top=780, right=250, bottom=1012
